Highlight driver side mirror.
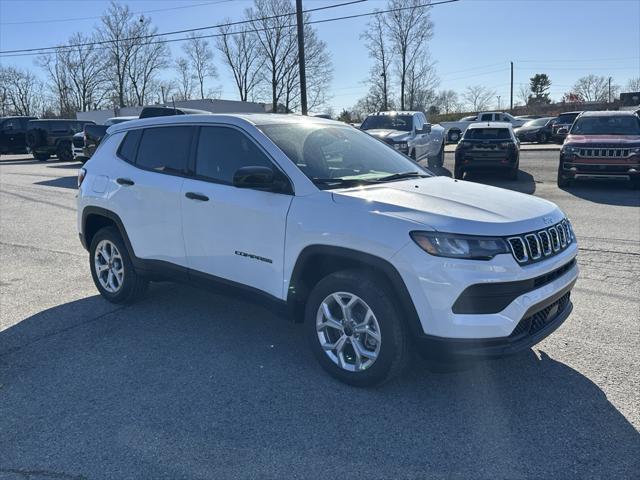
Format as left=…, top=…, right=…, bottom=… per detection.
left=233, top=165, right=291, bottom=193
left=420, top=123, right=432, bottom=134
left=557, top=127, right=569, bottom=135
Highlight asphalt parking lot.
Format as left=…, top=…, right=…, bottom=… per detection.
left=1, top=152, right=639, bottom=479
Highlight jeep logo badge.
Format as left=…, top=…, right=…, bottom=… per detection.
left=543, top=216, right=554, bottom=225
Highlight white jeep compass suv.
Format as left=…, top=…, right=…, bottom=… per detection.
left=77, top=114, right=578, bottom=386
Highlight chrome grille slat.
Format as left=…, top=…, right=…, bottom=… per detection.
left=576, top=147, right=633, bottom=158
left=506, top=219, right=573, bottom=264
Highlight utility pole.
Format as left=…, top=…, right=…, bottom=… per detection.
left=295, top=0, right=308, bottom=115
left=497, top=96, right=501, bottom=110
left=510, top=61, right=514, bottom=112
left=608, top=76, right=612, bottom=104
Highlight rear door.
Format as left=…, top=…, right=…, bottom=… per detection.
left=0, top=119, right=22, bottom=152
left=109, top=126, right=193, bottom=267
left=180, top=125, right=293, bottom=298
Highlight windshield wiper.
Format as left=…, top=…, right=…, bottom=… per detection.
left=374, top=171, right=431, bottom=182
left=310, top=177, right=377, bottom=188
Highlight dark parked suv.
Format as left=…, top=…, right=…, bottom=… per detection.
left=0, top=116, right=37, bottom=154
left=26, top=119, right=95, bottom=161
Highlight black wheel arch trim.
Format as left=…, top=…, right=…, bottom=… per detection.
left=287, top=245, right=422, bottom=334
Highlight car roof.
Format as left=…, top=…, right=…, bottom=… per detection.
left=108, top=113, right=338, bottom=134
left=578, top=110, right=637, bottom=117
left=557, top=111, right=582, bottom=116
left=467, top=121, right=513, bottom=129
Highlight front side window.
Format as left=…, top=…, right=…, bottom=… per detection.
left=556, top=113, right=579, bottom=124
left=136, top=126, right=192, bottom=174
left=571, top=115, right=640, bottom=135
left=259, top=123, right=429, bottom=189
left=360, top=115, right=414, bottom=132
left=195, top=126, right=273, bottom=183
left=1, top=119, right=19, bottom=131
left=464, top=128, right=512, bottom=140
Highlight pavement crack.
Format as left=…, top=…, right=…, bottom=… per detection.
left=0, top=305, right=127, bottom=358
left=0, top=241, right=83, bottom=258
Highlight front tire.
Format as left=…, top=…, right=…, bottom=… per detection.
left=89, top=226, right=148, bottom=304
left=305, top=269, right=410, bottom=387
left=448, top=130, right=461, bottom=143
left=557, top=166, right=572, bottom=187
left=538, top=132, right=548, bottom=143
left=34, top=152, right=49, bottom=161
left=454, top=164, right=464, bottom=180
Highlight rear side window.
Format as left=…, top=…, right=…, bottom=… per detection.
left=136, top=126, right=192, bottom=174
left=50, top=122, right=71, bottom=133
left=117, top=130, right=142, bottom=163
left=465, top=128, right=512, bottom=140
left=195, top=126, right=273, bottom=184
left=479, top=114, right=493, bottom=122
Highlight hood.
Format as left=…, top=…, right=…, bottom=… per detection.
left=565, top=134, right=640, bottom=145
left=73, top=132, right=84, bottom=138
left=364, top=129, right=411, bottom=141
left=332, top=176, right=562, bottom=236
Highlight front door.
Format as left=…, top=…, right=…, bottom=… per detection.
left=181, top=125, right=293, bottom=298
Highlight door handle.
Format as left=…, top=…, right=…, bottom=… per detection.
left=185, top=192, right=209, bottom=202
left=116, top=177, right=135, bottom=186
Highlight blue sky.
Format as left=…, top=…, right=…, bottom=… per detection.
left=1, top=0, right=639, bottom=112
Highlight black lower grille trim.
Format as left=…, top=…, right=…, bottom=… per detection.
left=510, top=292, right=571, bottom=339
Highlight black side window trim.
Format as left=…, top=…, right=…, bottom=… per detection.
left=190, top=124, right=294, bottom=195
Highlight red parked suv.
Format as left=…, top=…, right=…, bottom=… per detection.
left=557, top=111, right=640, bottom=188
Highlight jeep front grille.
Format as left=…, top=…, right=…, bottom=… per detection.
left=507, top=219, right=573, bottom=265
left=577, top=147, right=631, bottom=158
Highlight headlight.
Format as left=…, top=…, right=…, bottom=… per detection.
left=562, top=145, right=580, bottom=155
left=394, top=142, right=408, bottom=151
left=410, top=231, right=511, bottom=260
left=630, top=147, right=640, bottom=155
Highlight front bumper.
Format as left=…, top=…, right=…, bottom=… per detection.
left=560, top=154, right=640, bottom=180
left=393, top=240, right=579, bottom=342
left=415, top=280, right=574, bottom=358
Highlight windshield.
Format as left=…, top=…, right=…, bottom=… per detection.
left=360, top=115, right=413, bottom=132
left=556, top=113, right=579, bottom=124
left=259, top=123, right=429, bottom=188
left=524, top=117, right=553, bottom=127
left=571, top=115, right=640, bottom=135
left=464, top=128, right=512, bottom=140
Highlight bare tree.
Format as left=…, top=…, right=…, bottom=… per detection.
left=625, top=76, right=640, bottom=92
left=37, top=50, right=74, bottom=116
left=405, top=55, right=438, bottom=111
left=516, top=83, right=530, bottom=106
left=435, top=89, right=459, bottom=114
left=572, top=75, right=611, bottom=102
left=184, top=33, right=217, bottom=99
left=247, top=0, right=298, bottom=111
left=384, top=0, right=434, bottom=110
left=0, top=66, right=43, bottom=116
left=362, top=12, right=392, bottom=111
left=174, top=58, right=195, bottom=101
left=216, top=23, right=263, bottom=101
left=463, top=85, right=496, bottom=111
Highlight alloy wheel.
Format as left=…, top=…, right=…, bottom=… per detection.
left=94, top=239, right=125, bottom=293
left=316, top=292, right=381, bottom=372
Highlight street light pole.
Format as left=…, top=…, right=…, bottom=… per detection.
left=497, top=95, right=501, bottom=110
left=295, top=0, right=308, bottom=115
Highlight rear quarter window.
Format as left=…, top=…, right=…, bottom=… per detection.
left=136, top=126, right=192, bottom=174
left=117, top=129, right=142, bottom=163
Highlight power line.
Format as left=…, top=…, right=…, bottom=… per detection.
left=0, top=0, right=234, bottom=26
left=0, top=0, right=460, bottom=58
left=0, top=0, right=368, bottom=55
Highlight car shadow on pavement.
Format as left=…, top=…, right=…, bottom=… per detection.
left=561, top=181, right=640, bottom=207
left=1, top=282, right=638, bottom=479
left=34, top=176, right=77, bottom=190
left=462, top=169, right=537, bottom=195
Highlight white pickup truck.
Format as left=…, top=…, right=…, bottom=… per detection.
left=441, top=112, right=527, bottom=142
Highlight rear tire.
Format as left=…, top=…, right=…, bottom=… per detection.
left=538, top=132, right=548, bottom=143
left=448, top=130, right=461, bottom=143
left=34, top=152, right=49, bottom=162
left=454, top=165, right=464, bottom=180
left=89, top=226, right=148, bottom=304
left=305, top=269, right=410, bottom=387
left=56, top=142, right=73, bottom=162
